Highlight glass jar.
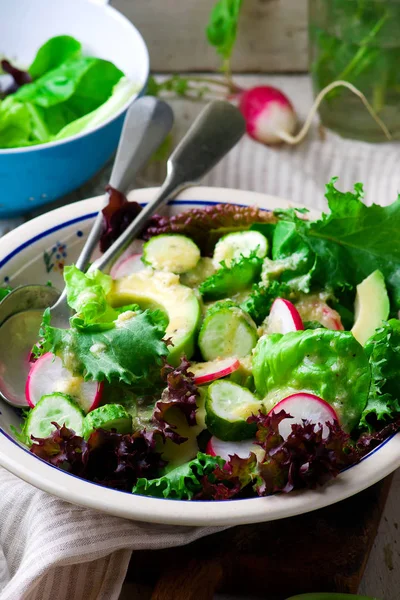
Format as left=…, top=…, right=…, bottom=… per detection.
left=309, top=0, right=400, bottom=142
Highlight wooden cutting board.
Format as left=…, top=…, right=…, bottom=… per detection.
left=126, top=476, right=392, bottom=599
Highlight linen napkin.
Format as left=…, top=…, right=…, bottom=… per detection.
left=1, top=74, right=399, bottom=600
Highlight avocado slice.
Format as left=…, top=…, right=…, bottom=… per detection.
left=108, top=270, right=201, bottom=364
left=351, top=270, right=390, bottom=346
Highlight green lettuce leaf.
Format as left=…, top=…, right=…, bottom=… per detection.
left=41, top=309, right=168, bottom=386
left=0, top=35, right=131, bottom=148
left=15, top=56, right=123, bottom=135
left=54, top=77, right=139, bottom=140
left=199, top=251, right=262, bottom=300
left=274, top=178, right=400, bottom=309
left=64, top=266, right=116, bottom=326
left=132, top=452, right=224, bottom=499
left=360, top=319, right=400, bottom=429
left=252, top=328, right=371, bottom=432
left=0, top=96, right=33, bottom=148
left=29, top=35, right=82, bottom=80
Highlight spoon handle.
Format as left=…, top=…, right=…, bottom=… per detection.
left=75, top=98, right=174, bottom=272
left=89, top=100, right=245, bottom=273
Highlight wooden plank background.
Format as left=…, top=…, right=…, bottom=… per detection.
left=113, top=0, right=309, bottom=73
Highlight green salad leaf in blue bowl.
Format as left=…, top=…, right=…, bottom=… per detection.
left=0, top=0, right=149, bottom=216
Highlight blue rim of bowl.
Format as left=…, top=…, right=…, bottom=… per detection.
left=0, top=198, right=397, bottom=501
left=0, top=1, right=150, bottom=155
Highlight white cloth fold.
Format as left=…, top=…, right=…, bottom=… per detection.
left=1, top=75, right=399, bottom=600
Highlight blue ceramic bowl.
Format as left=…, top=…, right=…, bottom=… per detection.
left=0, top=0, right=149, bottom=216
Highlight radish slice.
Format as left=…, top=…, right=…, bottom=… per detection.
left=191, top=357, right=240, bottom=385
left=294, top=295, right=343, bottom=331
left=320, top=304, right=344, bottom=331
left=269, top=393, right=338, bottom=440
left=26, top=352, right=103, bottom=413
left=207, top=436, right=259, bottom=461
left=110, top=254, right=145, bottom=279
left=266, top=298, right=304, bottom=334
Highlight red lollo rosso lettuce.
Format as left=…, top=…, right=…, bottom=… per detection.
left=153, top=357, right=199, bottom=426
left=100, top=185, right=142, bottom=252
left=142, top=203, right=276, bottom=254
left=1, top=60, right=32, bottom=96
left=30, top=423, right=88, bottom=473
left=197, top=453, right=257, bottom=500
left=355, top=415, right=400, bottom=455
left=199, top=411, right=360, bottom=500
left=29, top=409, right=400, bottom=498
left=249, top=410, right=358, bottom=494
left=98, top=190, right=275, bottom=255
left=30, top=423, right=170, bottom=491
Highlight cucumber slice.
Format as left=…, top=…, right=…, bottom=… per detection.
left=213, top=231, right=268, bottom=269
left=25, top=393, right=84, bottom=442
left=143, top=234, right=201, bottom=274
left=83, top=404, right=132, bottom=438
left=198, top=301, right=258, bottom=361
left=205, top=380, right=262, bottom=441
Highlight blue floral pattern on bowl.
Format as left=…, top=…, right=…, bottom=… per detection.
left=43, top=242, right=68, bottom=273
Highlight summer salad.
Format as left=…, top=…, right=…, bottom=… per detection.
left=0, top=35, right=137, bottom=148
left=10, top=179, right=400, bottom=501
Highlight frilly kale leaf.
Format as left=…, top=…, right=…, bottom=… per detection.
left=274, top=178, right=400, bottom=309
left=40, top=309, right=168, bottom=386
left=199, top=251, right=262, bottom=300
left=240, top=280, right=291, bottom=324
left=132, top=452, right=223, bottom=499
left=359, top=319, right=400, bottom=430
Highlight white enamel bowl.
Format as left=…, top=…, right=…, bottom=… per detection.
left=0, top=186, right=399, bottom=526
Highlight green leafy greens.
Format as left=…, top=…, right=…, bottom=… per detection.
left=206, top=0, right=243, bottom=75
left=252, top=328, right=371, bottom=432
left=132, top=452, right=224, bottom=500
left=274, top=178, right=400, bottom=310
left=0, top=35, right=138, bottom=148
left=41, top=308, right=168, bottom=386
left=64, top=266, right=115, bottom=326
left=360, top=320, right=400, bottom=429
left=147, top=0, right=244, bottom=100
left=240, top=280, right=291, bottom=325
left=199, top=251, right=262, bottom=300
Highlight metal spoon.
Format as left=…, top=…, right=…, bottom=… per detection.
left=0, top=97, right=175, bottom=406
left=0, top=100, right=246, bottom=407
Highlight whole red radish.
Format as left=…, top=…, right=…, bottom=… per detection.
left=239, top=86, right=297, bottom=145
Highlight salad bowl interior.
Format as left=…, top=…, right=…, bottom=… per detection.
left=0, top=186, right=399, bottom=527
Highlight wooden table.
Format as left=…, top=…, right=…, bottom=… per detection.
left=117, top=472, right=400, bottom=599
